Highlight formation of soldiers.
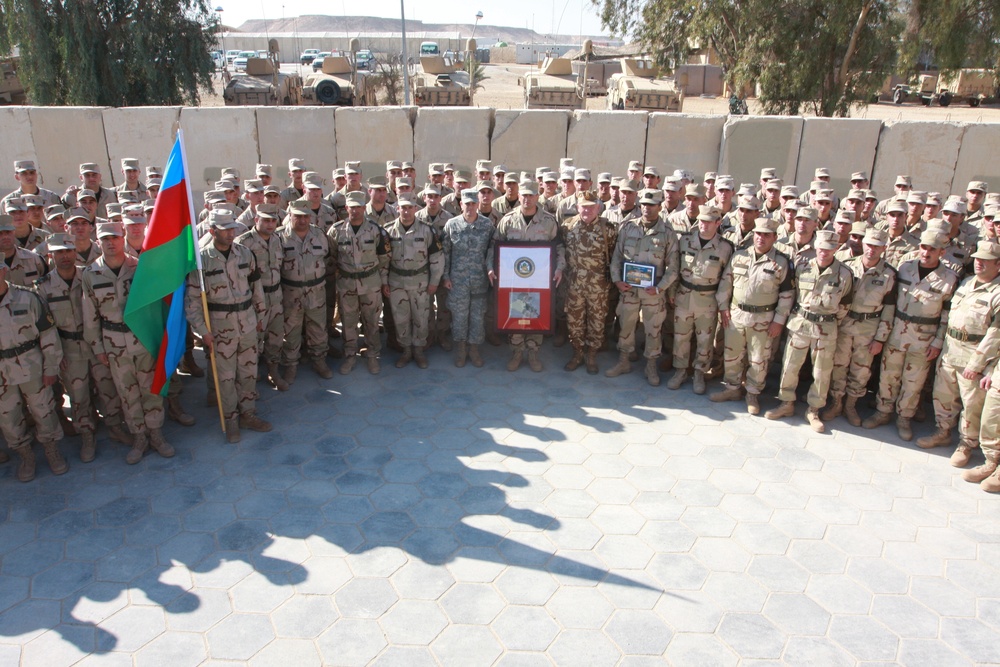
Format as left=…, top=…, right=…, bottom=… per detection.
left=2, top=155, right=1000, bottom=496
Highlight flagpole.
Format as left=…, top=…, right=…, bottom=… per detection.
left=177, top=128, right=226, bottom=434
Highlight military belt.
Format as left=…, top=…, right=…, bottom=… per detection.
left=57, top=329, right=84, bottom=341
left=0, top=338, right=39, bottom=359
left=897, top=311, right=940, bottom=326
left=737, top=302, right=777, bottom=313
left=340, top=266, right=379, bottom=280
left=281, top=276, right=325, bottom=288
left=792, top=306, right=836, bottom=323
left=847, top=310, right=882, bottom=321
left=263, top=283, right=281, bottom=293
left=389, top=262, right=430, bottom=277
left=947, top=328, right=984, bottom=344
left=679, top=278, right=719, bottom=292
left=100, top=318, right=131, bottom=333
left=207, top=299, right=252, bottom=313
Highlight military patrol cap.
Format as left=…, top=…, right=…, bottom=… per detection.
left=782, top=199, right=802, bottom=212
left=367, top=176, right=388, bottom=189
left=421, top=183, right=443, bottom=197
left=255, top=203, right=281, bottom=220
left=919, top=230, right=947, bottom=249
left=542, top=171, right=559, bottom=183
left=255, top=163, right=273, bottom=177
left=697, top=204, right=721, bottom=222
left=397, top=194, right=419, bottom=207
left=208, top=210, right=239, bottom=229
left=971, top=241, right=1000, bottom=260
left=925, top=219, right=951, bottom=235
left=943, top=199, right=967, bottom=215
left=849, top=221, right=867, bottom=236
left=476, top=159, right=492, bottom=172
left=493, top=164, right=508, bottom=175
left=14, top=160, right=36, bottom=172
left=214, top=179, right=236, bottom=191
left=886, top=199, right=907, bottom=214
left=346, top=161, right=363, bottom=175
left=0, top=215, right=14, bottom=232
left=121, top=158, right=139, bottom=171
left=628, top=160, right=643, bottom=172
left=75, top=189, right=95, bottom=202
left=577, top=190, right=600, bottom=207
left=396, top=177, right=414, bottom=189
left=560, top=158, right=575, bottom=170
left=715, top=176, right=735, bottom=190
left=619, top=179, right=640, bottom=193
left=684, top=184, right=707, bottom=199
left=795, top=206, right=819, bottom=221
left=221, top=168, right=240, bottom=182
left=906, top=190, right=928, bottom=205
left=597, top=172, right=613, bottom=184
left=834, top=210, right=854, bottom=225
left=926, top=192, right=943, bottom=205
left=752, top=217, right=779, bottom=234
left=460, top=190, right=479, bottom=205
left=814, top=167, right=831, bottom=179
left=96, top=221, right=124, bottom=238
left=674, top=169, right=694, bottom=181
left=205, top=190, right=225, bottom=204
left=846, top=189, right=866, bottom=201
left=780, top=185, right=800, bottom=198
left=105, top=202, right=123, bottom=218
left=401, top=161, right=415, bottom=171
left=738, top=195, right=761, bottom=211
left=984, top=204, right=999, bottom=218
left=663, top=179, right=682, bottom=193
left=643, top=165, right=660, bottom=178
left=331, top=168, right=346, bottom=179
left=143, top=199, right=156, bottom=212
left=454, top=171, right=472, bottom=185
left=45, top=204, right=66, bottom=221
left=850, top=171, right=869, bottom=182
left=638, top=189, right=662, bottom=205
left=704, top=171, right=718, bottom=182
left=814, top=189, right=834, bottom=203
left=760, top=167, right=778, bottom=180
left=895, top=174, right=912, bottom=187
left=287, top=200, right=312, bottom=216
left=299, top=172, right=321, bottom=190
left=345, top=192, right=366, bottom=207
left=968, top=180, right=989, bottom=193
left=863, top=228, right=888, bottom=246
left=147, top=178, right=162, bottom=190
left=736, top=183, right=755, bottom=197
left=520, top=182, right=539, bottom=196
left=503, top=172, right=519, bottom=184
left=79, top=162, right=101, bottom=174
left=987, top=192, right=1000, bottom=204
left=475, top=180, right=498, bottom=194
left=45, top=233, right=74, bottom=252
left=146, top=166, right=163, bottom=179
left=572, top=168, right=591, bottom=181
left=123, top=208, right=147, bottom=224
left=118, top=191, right=141, bottom=204
left=288, top=158, right=306, bottom=172
left=21, top=194, right=43, bottom=208
left=4, top=197, right=25, bottom=212
left=865, top=189, right=878, bottom=200
left=263, top=184, right=281, bottom=195
left=765, top=179, right=783, bottom=191
left=815, top=230, right=840, bottom=251
left=443, top=163, right=455, bottom=173
left=386, top=160, right=403, bottom=171
left=244, top=179, right=263, bottom=193
left=559, top=169, right=574, bottom=181
left=428, top=163, right=445, bottom=176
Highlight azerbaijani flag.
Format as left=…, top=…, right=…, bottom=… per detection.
left=124, top=130, right=200, bottom=395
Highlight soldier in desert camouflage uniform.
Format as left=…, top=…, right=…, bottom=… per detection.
left=237, top=204, right=286, bottom=391
left=442, top=191, right=495, bottom=364
left=186, top=212, right=270, bottom=443
left=0, top=215, right=46, bottom=287
left=561, top=191, right=617, bottom=375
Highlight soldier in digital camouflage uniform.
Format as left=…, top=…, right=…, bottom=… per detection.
left=384, top=194, right=444, bottom=369
left=916, top=241, right=1000, bottom=468
left=606, top=189, right=679, bottom=386
left=863, top=230, right=960, bottom=441
left=824, top=228, right=897, bottom=427
left=329, top=191, right=391, bottom=375
left=711, top=217, right=794, bottom=414
left=279, top=200, right=331, bottom=382
left=764, top=230, right=854, bottom=432
left=237, top=204, right=286, bottom=391
left=668, top=204, right=732, bottom=394
left=186, top=212, right=270, bottom=443
left=82, top=222, right=174, bottom=465
left=561, top=191, right=617, bottom=374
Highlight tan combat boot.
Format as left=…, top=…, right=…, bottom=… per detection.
left=527, top=350, right=543, bottom=372
left=240, top=412, right=273, bottom=432
left=440, top=335, right=453, bottom=352
left=414, top=347, right=429, bottom=369
left=709, top=385, right=744, bottom=402
left=821, top=395, right=843, bottom=422
left=564, top=348, right=584, bottom=372
left=366, top=356, right=381, bottom=375
left=843, top=396, right=862, bottom=427
left=585, top=348, right=599, bottom=375
left=167, top=397, right=195, bottom=427
left=962, top=453, right=998, bottom=483
left=896, top=417, right=913, bottom=441
left=982, top=469, right=1000, bottom=493
left=604, top=352, right=631, bottom=377
left=42, top=441, right=68, bottom=476
left=468, top=345, right=484, bottom=368
left=805, top=408, right=825, bottom=434
left=148, top=429, right=175, bottom=458
left=339, top=356, right=357, bottom=375
left=862, top=410, right=892, bottom=429
left=645, top=358, right=660, bottom=386
left=765, top=401, right=795, bottom=420
left=282, top=364, right=298, bottom=386
left=950, top=442, right=975, bottom=468
left=666, top=370, right=689, bottom=390
left=267, top=363, right=289, bottom=391
left=692, top=371, right=707, bottom=395
left=454, top=342, right=468, bottom=368
left=15, top=445, right=36, bottom=482
left=80, top=431, right=97, bottom=463
left=507, top=350, right=523, bottom=372
left=746, top=393, right=761, bottom=415
left=107, top=423, right=134, bottom=446
left=312, top=357, right=334, bottom=379
left=225, top=418, right=240, bottom=444
left=917, top=427, right=951, bottom=449
left=126, top=431, right=149, bottom=465
left=396, top=347, right=413, bottom=369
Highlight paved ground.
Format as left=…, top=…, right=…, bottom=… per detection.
left=1, top=343, right=999, bottom=666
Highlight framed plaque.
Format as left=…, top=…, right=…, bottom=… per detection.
left=623, top=261, right=656, bottom=288
left=494, top=242, right=556, bottom=334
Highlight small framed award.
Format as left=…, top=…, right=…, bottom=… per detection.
left=494, top=242, right=556, bottom=334
left=623, top=262, right=656, bottom=288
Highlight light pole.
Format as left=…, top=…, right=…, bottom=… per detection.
left=472, top=11, right=483, bottom=40
left=400, top=0, right=410, bottom=105
left=215, top=6, right=225, bottom=63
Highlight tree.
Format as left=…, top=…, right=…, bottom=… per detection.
left=899, top=0, right=1000, bottom=78
left=464, top=56, right=488, bottom=93
left=0, top=0, right=218, bottom=106
left=594, top=0, right=903, bottom=117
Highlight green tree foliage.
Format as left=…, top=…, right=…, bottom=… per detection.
left=464, top=57, right=488, bottom=93
left=595, top=0, right=903, bottom=117
left=0, top=0, right=218, bottom=106
left=899, top=0, right=1000, bottom=77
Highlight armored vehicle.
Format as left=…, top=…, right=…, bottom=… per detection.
left=223, top=57, right=303, bottom=106
left=521, top=57, right=586, bottom=110
left=606, top=58, right=684, bottom=112
left=301, top=55, right=375, bottom=106
left=411, top=56, right=471, bottom=106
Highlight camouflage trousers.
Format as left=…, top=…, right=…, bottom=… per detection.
left=931, top=357, right=986, bottom=445
left=60, top=339, right=124, bottom=433
left=432, top=282, right=451, bottom=341
left=978, top=385, right=1000, bottom=458
left=617, top=288, right=666, bottom=358
left=672, top=293, right=719, bottom=373
left=566, top=278, right=610, bottom=350
left=450, top=285, right=487, bottom=345
left=209, top=320, right=259, bottom=420
left=722, top=318, right=775, bottom=396
left=0, top=375, right=62, bottom=450
left=281, top=286, right=328, bottom=365
left=389, top=286, right=431, bottom=348
left=829, top=323, right=878, bottom=399
left=106, top=347, right=164, bottom=434
left=776, top=330, right=836, bottom=409
left=258, top=289, right=284, bottom=365
left=340, top=288, right=382, bottom=357
left=875, top=342, right=934, bottom=419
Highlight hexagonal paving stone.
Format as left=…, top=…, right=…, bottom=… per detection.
left=716, top=612, right=786, bottom=660
left=389, top=559, right=455, bottom=600
left=547, top=628, right=621, bottom=665
left=206, top=612, right=275, bottom=661
left=664, top=633, right=739, bottom=666
left=134, top=631, right=207, bottom=667
left=335, top=578, right=398, bottom=618
left=439, top=583, right=505, bottom=625
left=249, top=638, right=322, bottom=667
left=492, top=606, right=560, bottom=651
left=317, top=618, right=387, bottom=666
left=762, top=593, right=832, bottom=636
left=605, top=609, right=673, bottom=655
left=380, top=599, right=448, bottom=645
left=96, top=605, right=166, bottom=653
left=164, top=587, right=232, bottom=632
left=545, top=586, right=614, bottom=629
left=829, top=615, right=900, bottom=662
left=431, top=625, right=503, bottom=665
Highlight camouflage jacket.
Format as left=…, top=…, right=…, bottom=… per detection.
left=610, top=217, right=679, bottom=294
left=786, top=257, right=855, bottom=339
left=841, top=257, right=897, bottom=343
left=328, top=219, right=390, bottom=294
left=441, top=214, right=494, bottom=293
left=34, top=268, right=87, bottom=350
left=3, top=247, right=47, bottom=287
left=940, top=273, right=1000, bottom=372
left=0, top=282, right=60, bottom=382
left=81, top=254, right=147, bottom=358
left=892, top=259, right=960, bottom=348
left=236, top=227, right=284, bottom=309
left=384, top=218, right=444, bottom=291
left=676, top=231, right=734, bottom=309
left=718, top=246, right=795, bottom=325
left=186, top=242, right=264, bottom=339
left=561, top=215, right=617, bottom=287
left=492, top=208, right=566, bottom=273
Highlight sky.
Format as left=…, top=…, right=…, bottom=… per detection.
left=214, top=0, right=611, bottom=37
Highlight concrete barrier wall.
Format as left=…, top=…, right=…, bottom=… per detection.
left=10, top=107, right=1000, bottom=208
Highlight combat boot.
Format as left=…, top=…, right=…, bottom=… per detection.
left=658, top=357, right=673, bottom=372
left=311, top=357, right=334, bottom=379
left=896, top=417, right=913, bottom=441
left=106, top=423, right=134, bottom=447
left=42, top=441, right=68, bottom=476
left=964, top=453, right=998, bottom=483
left=80, top=431, right=97, bottom=463
left=745, top=393, right=760, bottom=415
left=645, top=358, right=660, bottom=386
left=167, top=397, right=195, bottom=427
left=15, top=446, right=35, bottom=482
left=240, top=412, right=272, bottom=432
left=454, top=342, right=468, bottom=368
left=982, top=469, right=1000, bottom=493
left=917, top=427, right=951, bottom=449
left=366, top=356, right=381, bottom=375
left=585, top=348, right=599, bottom=375
left=765, top=401, right=795, bottom=420
left=805, top=408, right=825, bottom=433
left=604, top=352, right=631, bottom=377
left=666, top=370, right=689, bottom=390
left=440, top=335, right=453, bottom=352
left=267, top=363, right=289, bottom=391
left=693, top=371, right=707, bottom=395
left=396, top=347, right=413, bottom=369
left=528, top=349, right=543, bottom=372
left=414, top=346, right=429, bottom=369
left=126, top=430, right=149, bottom=465
left=821, top=395, right=843, bottom=422
left=862, top=410, right=892, bottom=429
left=180, top=350, right=205, bottom=377
left=468, top=345, right=484, bottom=368
left=564, top=348, right=584, bottom=372
left=507, top=350, right=523, bottom=372
left=339, top=356, right=357, bottom=375
left=282, top=364, right=297, bottom=386
left=709, top=385, right=744, bottom=402
left=225, top=418, right=241, bottom=444
left=148, top=429, right=175, bottom=458
left=486, top=330, right=502, bottom=346
left=950, top=442, right=975, bottom=468
left=843, top=396, right=862, bottom=427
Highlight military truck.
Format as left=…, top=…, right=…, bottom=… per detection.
left=301, top=55, right=375, bottom=106
left=411, top=56, right=471, bottom=106
left=606, top=58, right=684, bottom=112
left=0, top=57, right=26, bottom=105
left=936, top=69, right=997, bottom=107
left=520, top=57, right=586, bottom=110
left=223, top=56, right=303, bottom=106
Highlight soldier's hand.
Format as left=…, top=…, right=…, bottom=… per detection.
left=96, top=353, right=109, bottom=366
left=487, top=271, right=495, bottom=286
left=615, top=281, right=630, bottom=294
left=444, top=278, right=453, bottom=290
left=381, top=285, right=391, bottom=298
left=554, top=269, right=563, bottom=287
left=256, top=321, right=264, bottom=332
left=202, top=332, right=214, bottom=351
left=427, top=284, right=438, bottom=295
left=982, top=376, right=993, bottom=391
left=64, top=185, right=79, bottom=197
left=60, top=358, right=68, bottom=372
left=963, top=368, right=981, bottom=381
left=926, top=345, right=941, bottom=361
left=720, top=310, right=731, bottom=328
left=767, top=322, right=783, bottom=338
left=869, top=341, right=883, bottom=356
left=43, top=375, right=57, bottom=387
